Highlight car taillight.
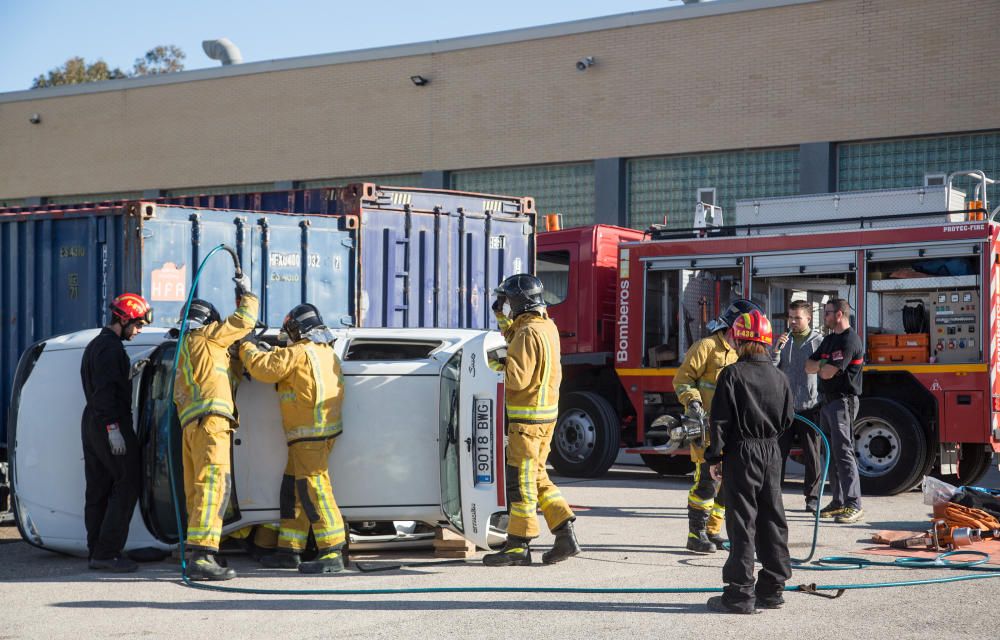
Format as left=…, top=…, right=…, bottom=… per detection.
left=993, top=395, right=1000, bottom=412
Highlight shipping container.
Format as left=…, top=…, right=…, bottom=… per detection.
left=1, top=184, right=536, bottom=451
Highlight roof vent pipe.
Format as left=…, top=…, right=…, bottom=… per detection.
left=202, top=38, right=243, bottom=65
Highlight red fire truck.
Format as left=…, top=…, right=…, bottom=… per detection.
left=540, top=173, right=999, bottom=495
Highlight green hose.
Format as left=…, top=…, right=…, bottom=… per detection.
left=166, top=246, right=1000, bottom=597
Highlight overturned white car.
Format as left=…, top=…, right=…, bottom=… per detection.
left=8, top=327, right=508, bottom=556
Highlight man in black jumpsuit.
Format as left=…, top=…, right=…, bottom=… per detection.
left=705, top=308, right=794, bottom=614
left=79, top=293, right=152, bottom=572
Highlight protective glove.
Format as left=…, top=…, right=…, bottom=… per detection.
left=106, top=423, right=126, bottom=456
left=685, top=400, right=706, bottom=420
left=491, top=295, right=507, bottom=314
left=233, top=272, right=252, bottom=298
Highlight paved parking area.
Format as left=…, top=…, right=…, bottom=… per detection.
left=1, top=462, right=998, bottom=639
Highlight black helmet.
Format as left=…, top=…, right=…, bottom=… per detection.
left=706, top=298, right=763, bottom=334
left=495, top=274, right=546, bottom=318
left=282, top=303, right=326, bottom=343
left=186, top=299, right=220, bottom=328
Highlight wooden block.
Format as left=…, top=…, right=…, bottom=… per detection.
left=433, top=549, right=477, bottom=559
left=433, top=538, right=475, bottom=550
left=435, top=527, right=465, bottom=541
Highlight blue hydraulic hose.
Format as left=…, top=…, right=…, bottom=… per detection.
left=789, top=413, right=829, bottom=565
left=164, top=259, right=1000, bottom=596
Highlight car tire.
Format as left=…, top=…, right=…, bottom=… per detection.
left=640, top=454, right=695, bottom=476
left=548, top=391, right=619, bottom=478
left=854, top=397, right=928, bottom=496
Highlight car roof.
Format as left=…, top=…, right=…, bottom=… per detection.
left=40, top=326, right=500, bottom=350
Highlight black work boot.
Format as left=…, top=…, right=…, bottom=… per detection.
left=260, top=550, right=302, bottom=569
left=542, top=520, right=581, bottom=564
left=687, top=531, right=716, bottom=554
left=88, top=554, right=138, bottom=573
left=707, top=596, right=760, bottom=615
left=483, top=536, right=532, bottom=566
left=686, top=509, right=715, bottom=554
left=707, top=532, right=728, bottom=551
left=187, top=551, right=237, bottom=581
left=299, top=548, right=346, bottom=574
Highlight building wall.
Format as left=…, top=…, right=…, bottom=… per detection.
left=2, top=0, right=998, bottom=202
left=837, top=132, right=1000, bottom=204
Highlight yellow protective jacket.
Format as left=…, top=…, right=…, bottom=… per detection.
left=174, top=295, right=259, bottom=429
left=673, top=331, right=737, bottom=415
left=500, top=311, right=562, bottom=424
left=240, top=339, right=344, bottom=444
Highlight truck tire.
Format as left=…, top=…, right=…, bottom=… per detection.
left=934, top=444, right=994, bottom=487
left=640, top=454, right=695, bottom=477
left=548, top=391, right=620, bottom=478
left=854, top=398, right=928, bottom=496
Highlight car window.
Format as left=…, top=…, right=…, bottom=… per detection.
left=537, top=251, right=570, bottom=305
left=344, top=339, right=443, bottom=361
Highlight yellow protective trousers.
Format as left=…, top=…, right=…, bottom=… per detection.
left=688, top=461, right=726, bottom=536
left=276, top=439, right=346, bottom=553
left=506, top=421, right=575, bottom=539
left=183, top=415, right=233, bottom=552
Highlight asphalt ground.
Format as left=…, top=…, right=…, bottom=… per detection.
left=2, top=461, right=998, bottom=640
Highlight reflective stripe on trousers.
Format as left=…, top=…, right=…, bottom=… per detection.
left=183, top=414, right=233, bottom=552
left=505, top=421, right=574, bottom=539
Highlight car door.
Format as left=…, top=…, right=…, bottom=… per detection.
left=440, top=331, right=508, bottom=549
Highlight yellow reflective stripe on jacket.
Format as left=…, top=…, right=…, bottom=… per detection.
left=178, top=399, right=236, bottom=427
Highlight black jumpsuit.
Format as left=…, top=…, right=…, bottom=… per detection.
left=706, top=352, right=795, bottom=610
left=80, top=328, right=141, bottom=560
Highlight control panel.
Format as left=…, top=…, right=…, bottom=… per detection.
left=931, top=289, right=980, bottom=364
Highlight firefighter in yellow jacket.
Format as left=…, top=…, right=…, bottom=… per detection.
left=674, top=298, right=762, bottom=554
left=483, top=274, right=579, bottom=567
left=174, top=276, right=257, bottom=581
left=240, top=303, right=347, bottom=574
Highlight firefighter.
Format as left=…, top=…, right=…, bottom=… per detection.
left=80, top=293, right=153, bottom=572
left=673, top=298, right=762, bottom=554
left=174, top=275, right=257, bottom=581
left=240, top=303, right=347, bottom=574
left=705, top=309, right=794, bottom=614
left=483, top=274, right=579, bottom=566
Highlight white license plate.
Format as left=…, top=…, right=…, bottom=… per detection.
left=473, top=397, right=494, bottom=485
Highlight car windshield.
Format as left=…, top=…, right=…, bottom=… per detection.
left=439, top=350, right=462, bottom=531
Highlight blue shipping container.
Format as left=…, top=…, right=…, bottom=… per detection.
left=1, top=185, right=536, bottom=448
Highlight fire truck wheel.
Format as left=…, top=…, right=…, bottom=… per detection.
left=854, top=398, right=928, bottom=496
left=933, top=444, right=993, bottom=487
left=549, top=391, right=620, bottom=478
left=639, top=454, right=696, bottom=477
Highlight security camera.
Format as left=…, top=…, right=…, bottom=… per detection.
left=28, top=113, right=41, bottom=124
left=576, top=56, right=595, bottom=71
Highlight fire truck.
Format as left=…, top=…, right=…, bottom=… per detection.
left=539, top=171, right=999, bottom=495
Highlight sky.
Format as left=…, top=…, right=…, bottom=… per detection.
left=0, top=0, right=686, bottom=94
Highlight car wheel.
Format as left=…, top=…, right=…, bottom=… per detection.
left=934, top=443, right=994, bottom=487
left=548, top=391, right=619, bottom=478
left=854, top=397, right=928, bottom=496
left=640, top=454, right=695, bottom=476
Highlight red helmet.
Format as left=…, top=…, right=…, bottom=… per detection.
left=110, top=293, right=153, bottom=325
left=731, top=309, right=772, bottom=346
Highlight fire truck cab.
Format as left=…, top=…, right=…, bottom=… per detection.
left=543, top=172, right=999, bottom=495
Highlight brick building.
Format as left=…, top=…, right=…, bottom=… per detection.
left=2, top=0, right=998, bottom=228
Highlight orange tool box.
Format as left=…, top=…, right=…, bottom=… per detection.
left=869, top=346, right=929, bottom=364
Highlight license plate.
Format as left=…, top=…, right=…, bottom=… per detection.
left=473, top=397, right=494, bottom=485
